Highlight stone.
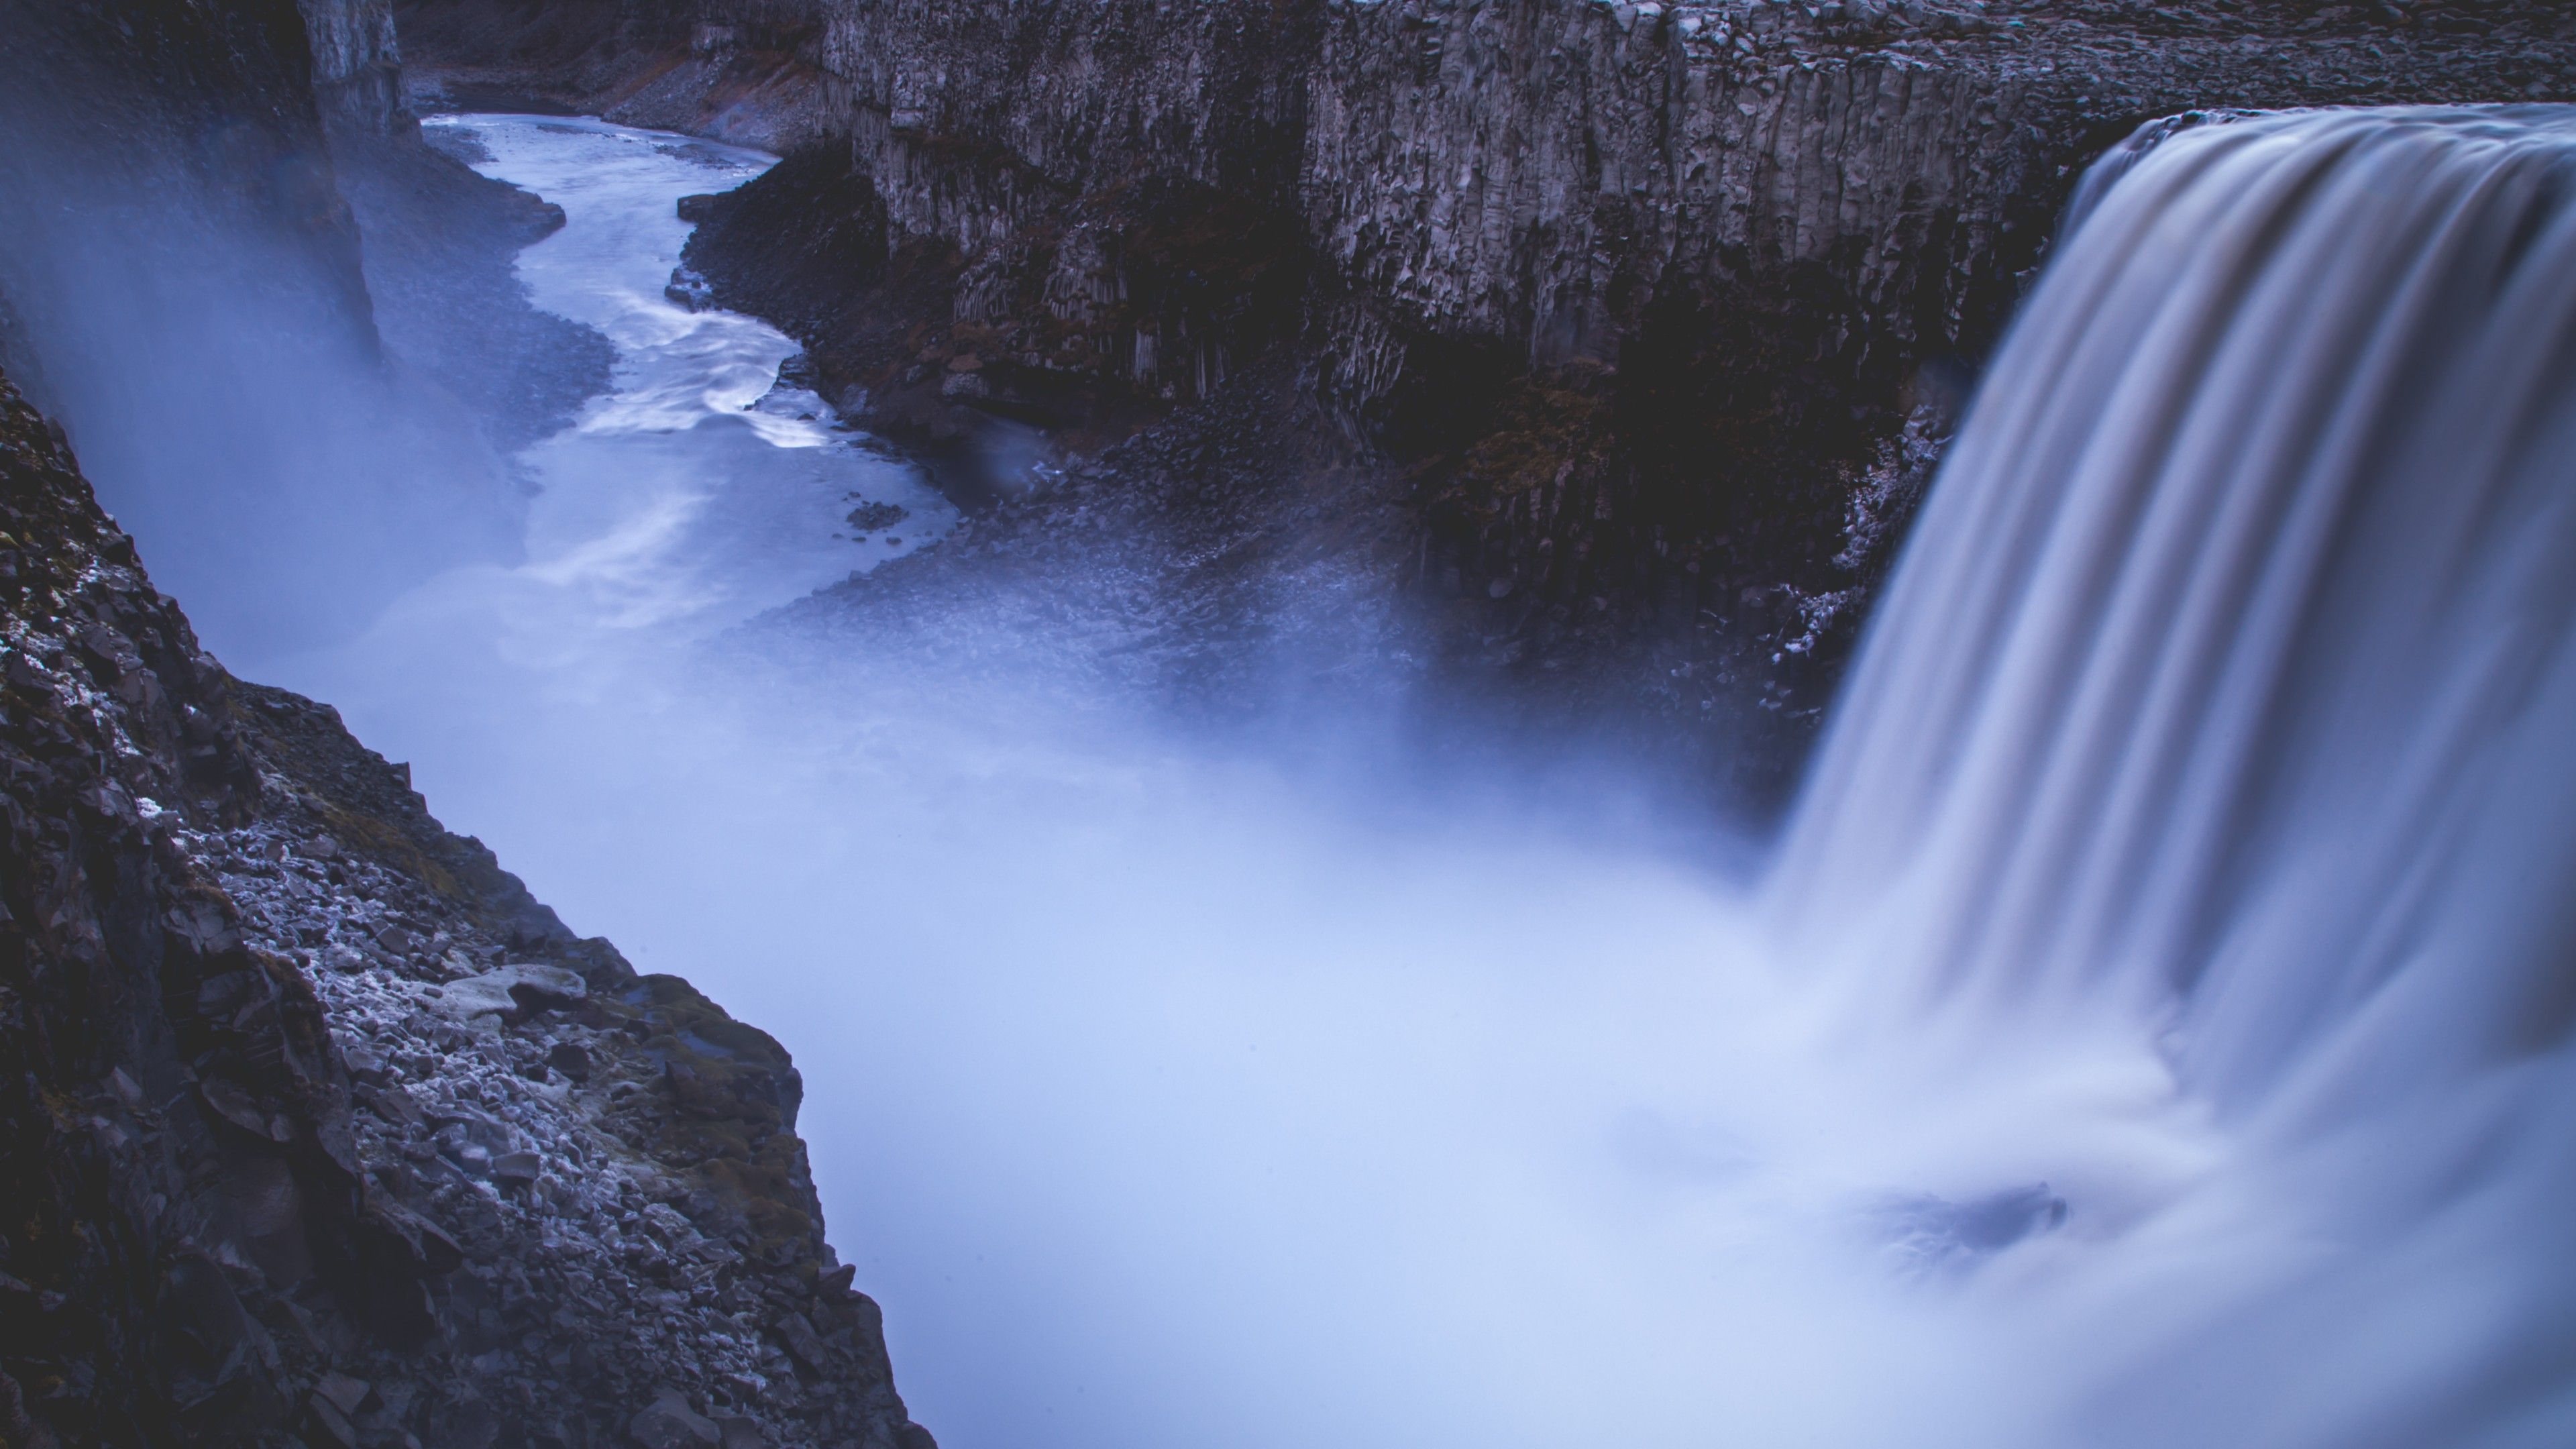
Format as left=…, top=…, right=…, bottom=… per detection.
left=771, top=1311, right=835, bottom=1374
left=490, top=1150, right=542, bottom=1185
left=305, top=1391, right=359, bottom=1449
left=431, top=974, right=520, bottom=1021
left=197, top=1075, right=287, bottom=1142
left=342, top=1044, right=390, bottom=1086
left=677, top=193, right=720, bottom=222
left=546, top=1040, right=593, bottom=1082
left=629, top=1389, right=722, bottom=1449
left=431, top=963, right=587, bottom=1022
left=313, top=1372, right=376, bottom=1418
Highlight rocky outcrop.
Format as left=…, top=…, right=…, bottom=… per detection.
left=303, top=0, right=414, bottom=128
left=649, top=0, right=2576, bottom=800
left=0, top=360, right=928, bottom=1444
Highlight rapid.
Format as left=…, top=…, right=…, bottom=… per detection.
left=38, top=105, right=2576, bottom=1449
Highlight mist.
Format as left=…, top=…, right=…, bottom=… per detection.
left=13, top=101, right=2576, bottom=1449
left=0, top=112, right=524, bottom=657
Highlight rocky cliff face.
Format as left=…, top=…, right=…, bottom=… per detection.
left=393, top=0, right=836, bottom=150
left=632, top=0, right=2576, bottom=799
left=0, top=360, right=927, bottom=1447
left=303, top=0, right=413, bottom=127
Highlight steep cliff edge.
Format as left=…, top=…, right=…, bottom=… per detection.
left=616, top=0, right=2573, bottom=798
left=0, top=360, right=926, bottom=1446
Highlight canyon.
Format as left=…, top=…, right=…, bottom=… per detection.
left=406, top=0, right=2576, bottom=799
left=4, top=1, right=2576, bottom=1448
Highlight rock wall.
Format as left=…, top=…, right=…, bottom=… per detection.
left=0, top=0, right=385, bottom=377
left=661, top=0, right=2576, bottom=797
left=393, top=0, right=837, bottom=150
left=0, top=360, right=929, bottom=1446
left=303, top=0, right=415, bottom=128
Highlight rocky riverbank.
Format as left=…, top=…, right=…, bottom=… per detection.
left=0, top=362, right=927, bottom=1448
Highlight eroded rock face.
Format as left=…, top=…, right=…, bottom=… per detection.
left=0, top=366, right=924, bottom=1445
left=393, top=0, right=837, bottom=150
left=303, top=0, right=413, bottom=127
left=642, top=0, right=2576, bottom=798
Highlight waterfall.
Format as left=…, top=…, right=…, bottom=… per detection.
left=1772, top=106, right=2576, bottom=1444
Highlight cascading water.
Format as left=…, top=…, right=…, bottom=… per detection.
left=1772, top=105, right=2576, bottom=1445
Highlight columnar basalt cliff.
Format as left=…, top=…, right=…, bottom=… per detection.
left=304, top=0, right=414, bottom=127
left=568, top=0, right=2575, bottom=794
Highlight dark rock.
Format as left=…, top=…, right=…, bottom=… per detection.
left=546, top=1040, right=594, bottom=1082
left=771, top=1312, right=835, bottom=1374
left=666, top=268, right=718, bottom=313
left=491, top=1150, right=543, bottom=1185
left=306, top=1389, right=360, bottom=1449
left=630, top=1389, right=723, bottom=1449
left=679, top=194, right=721, bottom=223
left=343, top=1043, right=391, bottom=1086
left=313, top=1371, right=377, bottom=1419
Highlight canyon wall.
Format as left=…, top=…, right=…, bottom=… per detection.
left=303, top=0, right=414, bottom=127
left=394, top=0, right=837, bottom=150
left=643, top=0, right=2575, bottom=794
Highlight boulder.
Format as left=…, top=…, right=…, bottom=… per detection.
left=546, top=1040, right=593, bottom=1082
left=431, top=963, right=587, bottom=1022
left=770, top=1311, right=835, bottom=1374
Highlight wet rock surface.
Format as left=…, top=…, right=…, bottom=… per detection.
left=0, top=364, right=926, bottom=1446
left=643, top=0, right=2576, bottom=806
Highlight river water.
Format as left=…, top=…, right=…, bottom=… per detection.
left=127, top=109, right=2576, bottom=1449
